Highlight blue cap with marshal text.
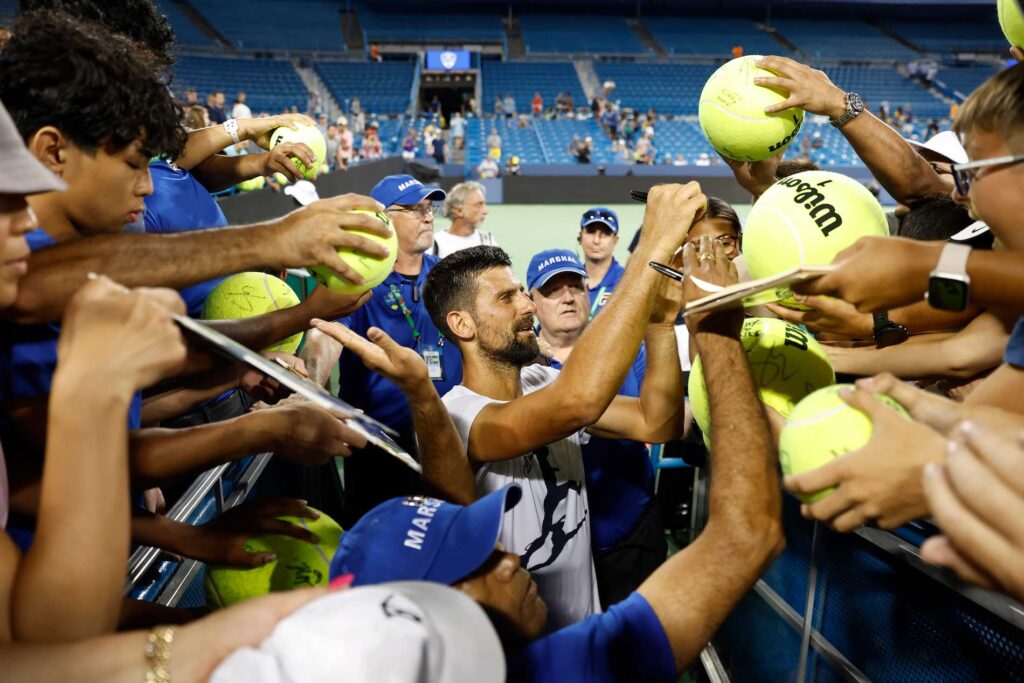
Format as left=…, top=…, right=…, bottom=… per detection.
left=527, top=249, right=588, bottom=291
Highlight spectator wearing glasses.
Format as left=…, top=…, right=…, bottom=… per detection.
left=302, top=174, right=463, bottom=523
left=578, top=208, right=624, bottom=318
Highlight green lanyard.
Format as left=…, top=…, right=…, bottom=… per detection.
left=389, top=283, right=443, bottom=348
left=589, top=286, right=607, bottom=319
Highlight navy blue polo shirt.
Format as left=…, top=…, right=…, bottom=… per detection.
left=588, top=258, right=625, bottom=318
left=0, top=229, right=142, bottom=428
left=509, top=591, right=676, bottom=683
left=143, top=160, right=229, bottom=317
left=550, top=346, right=654, bottom=551
left=337, top=254, right=462, bottom=444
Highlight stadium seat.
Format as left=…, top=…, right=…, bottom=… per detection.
left=769, top=19, right=918, bottom=61
left=195, top=0, right=345, bottom=52
left=884, top=18, right=1005, bottom=55
left=481, top=61, right=588, bottom=116
left=593, top=63, right=720, bottom=115
left=173, top=55, right=307, bottom=114
left=315, top=60, right=416, bottom=115
left=358, top=7, right=504, bottom=43
left=646, top=16, right=789, bottom=57
left=156, top=1, right=211, bottom=46
left=519, top=14, right=649, bottom=55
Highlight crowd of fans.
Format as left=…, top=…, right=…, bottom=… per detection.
left=2, top=1, right=1024, bottom=681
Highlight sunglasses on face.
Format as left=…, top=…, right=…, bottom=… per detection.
left=582, top=210, right=616, bottom=224
left=951, top=154, right=1024, bottom=196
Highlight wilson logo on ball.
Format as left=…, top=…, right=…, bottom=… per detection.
left=777, top=176, right=843, bottom=236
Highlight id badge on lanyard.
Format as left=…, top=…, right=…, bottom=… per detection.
left=390, top=283, right=445, bottom=382
left=421, top=344, right=444, bottom=381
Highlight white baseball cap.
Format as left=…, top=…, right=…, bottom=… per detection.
left=906, top=130, right=968, bottom=165
left=210, top=582, right=505, bottom=683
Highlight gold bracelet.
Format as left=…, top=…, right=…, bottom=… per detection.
left=145, top=625, right=175, bottom=683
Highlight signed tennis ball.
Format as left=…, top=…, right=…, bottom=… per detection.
left=779, top=384, right=909, bottom=503
left=689, top=317, right=835, bottom=446
left=268, top=124, right=327, bottom=181
left=309, top=210, right=398, bottom=295
left=202, top=272, right=302, bottom=353
left=204, top=510, right=343, bottom=608
left=698, top=55, right=805, bottom=162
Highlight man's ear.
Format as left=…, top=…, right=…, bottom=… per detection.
left=27, top=126, right=68, bottom=178
left=447, top=310, right=476, bottom=344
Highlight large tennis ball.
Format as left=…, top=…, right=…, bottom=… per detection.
left=743, top=171, right=887, bottom=306
left=698, top=55, right=805, bottom=162
left=779, top=384, right=909, bottom=503
left=999, top=0, right=1024, bottom=48
left=269, top=124, right=327, bottom=181
left=689, top=317, right=835, bottom=446
left=204, top=509, right=344, bottom=608
left=202, top=272, right=303, bottom=353
left=309, top=210, right=398, bottom=295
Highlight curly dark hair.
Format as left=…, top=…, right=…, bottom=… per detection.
left=0, top=11, right=186, bottom=159
left=18, top=0, right=176, bottom=67
left=424, top=245, right=513, bottom=344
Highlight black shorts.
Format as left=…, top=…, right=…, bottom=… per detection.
left=593, top=501, right=667, bottom=610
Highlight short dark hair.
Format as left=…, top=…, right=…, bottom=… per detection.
left=424, top=245, right=513, bottom=344
left=703, top=196, right=742, bottom=234
left=899, top=194, right=992, bottom=248
left=18, top=0, right=177, bottom=67
left=0, top=11, right=186, bottom=159
left=776, top=158, right=820, bottom=178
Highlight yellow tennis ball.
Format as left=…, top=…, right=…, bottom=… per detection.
left=698, top=55, right=805, bottom=162
left=688, top=317, right=835, bottom=446
left=779, top=384, right=909, bottom=503
left=202, top=272, right=303, bottom=353
left=204, top=510, right=344, bottom=608
left=309, top=209, right=397, bottom=295
left=999, top=0, right=1024, bottom=47
left=273, top=172, right=290, bottom=186
left=235, top=175, right=266, bottom=192
left=743, top=170, right=887, bottom=307
left=269, top=124, right=327, bottom=181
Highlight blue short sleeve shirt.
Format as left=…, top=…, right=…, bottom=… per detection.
left=1005, top=317, right=1024, bottom=368
left=588, top=259, right=625, bottom=318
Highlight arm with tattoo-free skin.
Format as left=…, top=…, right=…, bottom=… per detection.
left=638, top=240, right=784, bottom=673
left=11, top=194, right=388, bottom=325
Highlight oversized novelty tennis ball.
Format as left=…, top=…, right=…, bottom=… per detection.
left=743, top=170, right=887, bottom=305
left=235, top=175, right=265, bottom=192
left=999, top=0, right=1024, bottom=48
left=779, top=384, right=909, bottom=503
left=689, top=317, right=835, bottom=446
left=698, top=55, right=805, bottom=162
left=269, top=124, right=327, bottom=181
left=204, top=509, right=344, bottom=608
left=309, top=210, right=397, bottom=295
left=202, top=272, right=303, bottom=353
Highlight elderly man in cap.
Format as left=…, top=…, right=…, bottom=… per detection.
left=528, top=249, right=676, bottom=608
left=303, top=174, right=462, bottom=522
left=578, top=207, right=625, bottom=318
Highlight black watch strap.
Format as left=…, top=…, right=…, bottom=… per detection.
left=873, top=312, right=909, bottom=348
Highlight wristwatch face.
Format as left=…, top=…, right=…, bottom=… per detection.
left=927, top=276, right=969, bottom=312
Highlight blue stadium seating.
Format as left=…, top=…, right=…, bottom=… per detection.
left=481, top=61, right=587, bottom=115
left=933, top=64, right=999, bottom=100
left=315, top=60, right=415, bottom=115
left=465, top=117, right=546, bottom=166
left=884, top=19, right=1005, bottom=55
left=197, top=0, right=345, bottom=52
left=824, top=64, right=950, bottom=120
left=769, top=19, right=917, bottom=61
left=358, top=8, right=504, bottom=43
left=519, top=14, right=649, bottom=55
left=646, top=16, right=788, bottom=57
left=593, top=63, right=720, bottom=114
left=173, top=56, right=307, bottom=113
left=156, top=1, right=210, bottom=47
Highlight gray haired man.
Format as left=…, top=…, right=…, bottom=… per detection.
left=433, top=181, right=497, bottom=257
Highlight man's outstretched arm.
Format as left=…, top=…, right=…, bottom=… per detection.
left=637, top=242, right=784, bottom=673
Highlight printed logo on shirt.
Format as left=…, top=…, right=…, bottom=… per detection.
left=595, top=290, right=612, bottom=309
left=520, top=446, right=587, bottom=572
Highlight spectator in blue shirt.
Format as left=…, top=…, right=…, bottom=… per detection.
left=578, top=207, right=625, bottom=318
left=302, top=174, right=461, bottom=522
left=322, top=239, right=783, bottom=681
left=528, top=249, right=683, bottom=607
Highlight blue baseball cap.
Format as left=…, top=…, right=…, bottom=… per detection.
left=580, top=207, right=619, bottom=234
left=330, top=485, right=522, bottom=587
left=526, top=249, right=588, bottom=291
left=371, top=174, right=446, bottom=208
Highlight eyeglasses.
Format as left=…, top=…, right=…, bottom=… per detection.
left=687, top=234, right=739, bottom=252
left=387, top=204, right=439, bottom=218
left=951, top=154, right=1024, bottom=196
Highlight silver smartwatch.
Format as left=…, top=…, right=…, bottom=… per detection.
left=926, top=242, right=972, bottom=312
